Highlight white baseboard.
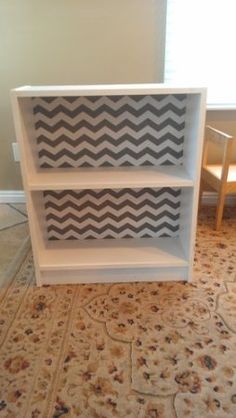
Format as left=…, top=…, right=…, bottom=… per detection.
left=0, top=190, right=235, bottom=206
left=0, top=191, right=26, bottom=203
left=203, top=191, right=236, bottom=206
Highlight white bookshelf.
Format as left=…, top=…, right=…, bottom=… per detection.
left=11, top=84, right=206, bottom=286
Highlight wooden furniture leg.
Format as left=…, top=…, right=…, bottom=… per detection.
left=215, top=187, right=226, bottom=230
left=198, top=179, right=203, bottom=210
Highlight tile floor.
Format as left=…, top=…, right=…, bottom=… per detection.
left=0, top=204, right=28, bottom=280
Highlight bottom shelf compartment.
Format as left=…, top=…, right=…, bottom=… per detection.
left=30, top=187, right=194, bottom=285
left=40, top=237, right=188, bottom=270
left=43, top=188, right=182, bottom=240
left=36, top=237, right=189, bottom=285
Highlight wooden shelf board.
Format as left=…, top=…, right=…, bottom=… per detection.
left=39, top=237, right=188, bottom=271
left=205, top=164, right=236, bottom=182
left=28, top=166, right=193, bottom=190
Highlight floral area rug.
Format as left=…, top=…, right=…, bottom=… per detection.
left=0, top=207, right=236, bottom=418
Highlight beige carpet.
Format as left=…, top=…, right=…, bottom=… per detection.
left=0, top=207, right=236, bottom=418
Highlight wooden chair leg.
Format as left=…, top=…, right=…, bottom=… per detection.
left=215, top=188, right=226, bottom=230
left=198, top=180, right=203, bottom=211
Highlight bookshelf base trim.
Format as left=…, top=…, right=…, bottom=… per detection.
left=38, top=266, right=189, bottom=286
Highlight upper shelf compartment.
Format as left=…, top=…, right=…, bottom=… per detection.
left=11, top=85, right=206, bottom=188
left=32, top=94, right=187, bottom=168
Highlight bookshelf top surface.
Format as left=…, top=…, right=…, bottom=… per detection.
left=11, top=84, right=207, bottom=97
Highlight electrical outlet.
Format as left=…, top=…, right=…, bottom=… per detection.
left=12, top=142, right=21, bottom=162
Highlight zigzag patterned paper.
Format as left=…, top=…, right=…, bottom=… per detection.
left=33, top=94, right=186, bottom=168
left=43, top=188, right=181, bottom=240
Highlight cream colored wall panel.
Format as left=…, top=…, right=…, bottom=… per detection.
left=1, top=0, right=167, bottom=189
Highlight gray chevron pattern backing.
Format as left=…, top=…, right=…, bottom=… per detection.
left=43, top=188, right=181, bottom=240
left=32, top=94, right=187, bottom=168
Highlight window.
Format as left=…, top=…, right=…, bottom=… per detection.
left=164, top=0, right=236, bottom=109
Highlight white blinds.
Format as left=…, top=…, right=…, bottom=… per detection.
left=164, top=0, right=236, bottom=108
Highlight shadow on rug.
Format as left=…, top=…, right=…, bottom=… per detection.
left=0, top=207, right=236, bottom=418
